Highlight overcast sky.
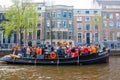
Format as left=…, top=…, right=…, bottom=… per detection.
left=0, top=0, right=97, bottom=9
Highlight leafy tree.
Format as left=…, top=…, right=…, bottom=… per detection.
left=90, top=14, right=102, bottom=42
left=0, top=0, right=39, bottom=47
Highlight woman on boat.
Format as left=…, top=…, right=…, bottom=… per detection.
left=26, top=46, right=30, bottom=58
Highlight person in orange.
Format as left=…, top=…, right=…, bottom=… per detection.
left=91, top=45, right=97, bottom=54
left=15, top=44, right=19, bottom=55
left=36, top=46, right=42, bottom=59
left=94, top=44, right=98, bottom=52
left=59, top=41, right=63, bottom=47
left=36, top=46, right=39, bottom=58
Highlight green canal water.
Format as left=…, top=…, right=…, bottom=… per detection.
left=0, top=56, right=120, bottom=80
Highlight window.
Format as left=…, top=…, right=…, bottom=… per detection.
left=37, top=7, right=41, bottom=11
left=37, top=30, right=41, bottom=39
left=68, top=11, right=72, bottom=18
left=52, top=31, right=56, bottom=39
left=94, top=11, right=98, bottom=14
left=102, top=13, right=107, bottom=19
left=21, top=33, right=23, bottom=44
left=116, top=20, right=120, bottom=28
left=69, top=20, right=72, bottom=28
left=37, top=23, right=41, bottom=27
left=0, top=33, right=2, bottom=44
left=116, top=13, right=119, bottom=20
left=69, top=32, right=72, bottom=39
left=117, top=32, right=120, bottom=41
left=94, top=17, right=98, bottom=22
left=52, top=21, right=56, bottom=28
left=63, top=31, right=67, bottom=39
left=94, top=24, right=98, bottom=30
left=8, top=35, right=11, bottom=43
left=78, top=33, right=82, bottom=43
left=57, top=21, right=61, bottom=28
left=53, top=12, right=56, bottom=18
left=46, top=12, right=50, bottom=18
left=29, top=32, right=32, bottom=40
left=77, top=23, right=82, bottom=30
left=95, top=33, right=98, bottom=42
left=38, top=13, right=41, bottom=17
left=14, top=33, right=17, bottom=43
left=77, top=17, right=82, bottom=21
left=0, top=14, right=3, bottom=20
left=110, top=32, right=114, bottom=40
left=103, top=32, right=107, bottom=41
left=109, top=20, right=114, bottom=28
left=85, top=11, right=89, bottom=14
left=103, top=20, right=107, bottom=27
left=63, top=11, right=67, bottom=18
left=57, top=10, right=61, bottom=18
left=109, top=13, right=113, bottom=19
left=57, top=31, right=62, bottom=39
left=85, top=17, right=90, bottom=21
left=63, top=21, right=67, bottom=28
left=47, top=20, right=50, bottom=27
left=10, top=33, right=14, bottom=43
left=46, top=32, right=50, bottom=39
left=86, top=24, right=90, bottom=30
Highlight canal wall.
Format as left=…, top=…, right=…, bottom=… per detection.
left=0, top=49, right=120, bottom=56
left=110, top=49, right=120, bottom=56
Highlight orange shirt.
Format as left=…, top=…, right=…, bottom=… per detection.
left=15, top=44, right=19, bottom=50
left=91, top=47, right=97, bottom=54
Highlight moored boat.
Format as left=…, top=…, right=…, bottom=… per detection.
left=0, top=51, right=109, bottom=65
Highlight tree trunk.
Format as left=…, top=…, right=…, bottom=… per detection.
left=19, top=28, right=23, bottom=48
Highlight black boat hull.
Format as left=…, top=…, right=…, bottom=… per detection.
left=1, top=52, right=109, bottom=65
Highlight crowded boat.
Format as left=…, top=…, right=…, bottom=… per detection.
left=10, top=41, right=109, bottom=59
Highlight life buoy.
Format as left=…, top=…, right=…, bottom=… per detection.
left=49, top=52, right=57, bottom=59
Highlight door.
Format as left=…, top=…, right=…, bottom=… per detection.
left=86, top=33, right=90, bottom=46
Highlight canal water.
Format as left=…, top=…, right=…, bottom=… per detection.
left=0, top=56, right=120, bottom=80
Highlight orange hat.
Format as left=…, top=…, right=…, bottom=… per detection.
left=59, top=41, right=62, bottom=46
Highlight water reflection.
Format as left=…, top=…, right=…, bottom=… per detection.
left=0, top=56, right=120, bottom=80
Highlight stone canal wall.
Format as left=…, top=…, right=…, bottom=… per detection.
left=0, top=49, right=120, bottom=56
left=110, top=49, right=120, bottom=56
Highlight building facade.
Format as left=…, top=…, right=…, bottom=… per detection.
left=1, top=0, right=120, bottom=48
left=74, top=9, right=102, bottom=45
left=44, top=5, right=74, bottom=46
left=0, top=6, right=4, bottom=46
left=95, top=0, right=120, bottom=41
left=95, top=0, right=120, bottom=49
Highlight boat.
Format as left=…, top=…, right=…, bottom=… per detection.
left=0, top=51, right=109, bottom=65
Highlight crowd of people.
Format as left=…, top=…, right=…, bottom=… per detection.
left=11, top=41, right=107, bottom=59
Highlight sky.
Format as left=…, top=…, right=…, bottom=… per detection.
left=0, top=0, right=96, bottom=9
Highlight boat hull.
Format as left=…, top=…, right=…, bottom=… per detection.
left=1, top=52, right=109, bottom=65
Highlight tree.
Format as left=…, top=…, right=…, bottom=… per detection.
left=0, top=0, right=39, bottom=47
left=90, top=14, right=102, bottom=42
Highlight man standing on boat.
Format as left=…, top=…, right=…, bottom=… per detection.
left=15, top=43, right=19, bottom=55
